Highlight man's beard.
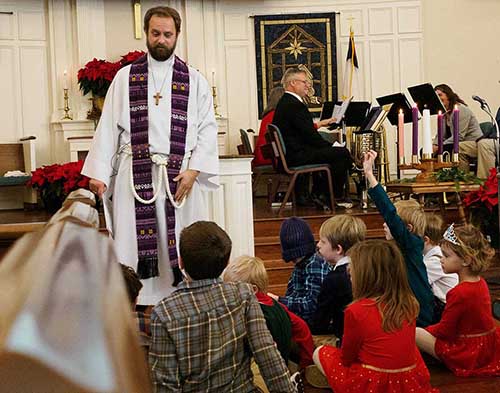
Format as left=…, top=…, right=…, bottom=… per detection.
left=147, top=40, right=176, bottom=61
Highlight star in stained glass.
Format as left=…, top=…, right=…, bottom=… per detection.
left=285, top=37, right=306, bottom=60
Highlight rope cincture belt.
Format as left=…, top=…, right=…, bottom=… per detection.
left=122, top=145, right=190, bottom=209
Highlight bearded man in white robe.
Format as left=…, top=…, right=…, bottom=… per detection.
left=82, top=6, right=218, bottom=305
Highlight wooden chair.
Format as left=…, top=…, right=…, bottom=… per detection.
left=266, top=124, right=335, bottom=215
left=239, top=129, right=275, bottom=196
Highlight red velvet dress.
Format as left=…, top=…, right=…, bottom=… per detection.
left=318, top=298, right=438, bottom=393
left=426, top=278, right=500, bottom=376
left=253, top=111, right=274, bottom=167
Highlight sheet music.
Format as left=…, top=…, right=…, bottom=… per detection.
left=332, top=96, right=353, bottom=121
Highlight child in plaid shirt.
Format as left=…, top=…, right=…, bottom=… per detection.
left=268, top=217, right=331, bottom=325
left=149, top=221, right=295, bottom=393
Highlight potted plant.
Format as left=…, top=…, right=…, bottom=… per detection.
left=27, top=160, right=91, bottom=213
left=463, top=167, right=499, bottom=248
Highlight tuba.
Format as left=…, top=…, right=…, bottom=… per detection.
left=351, top=125, right=390, bottom=184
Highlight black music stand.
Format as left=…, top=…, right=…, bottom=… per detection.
left=376, top=93, right=414, bottom=179
left=339, top=101, right=371, bottom=127
left=408, top=83, right=446, bottom=115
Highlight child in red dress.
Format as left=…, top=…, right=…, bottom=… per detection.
left=313, top=240, right=438, bottom=393
left=416, top=224, right=500, bottom=377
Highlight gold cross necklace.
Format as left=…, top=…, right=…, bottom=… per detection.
left=151, top=67, right=169, bottom=105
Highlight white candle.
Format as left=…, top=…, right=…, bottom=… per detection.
left=422, top=109, right=432, bottom=156
left=398, top=109, right=404, bottom=162
left=63, top=69, right=68, bottom=90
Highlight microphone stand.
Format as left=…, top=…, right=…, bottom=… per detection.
left=477, top=100, right=500, bottom=248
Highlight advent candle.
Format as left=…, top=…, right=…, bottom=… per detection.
left=398, top=109, right=404, bottom=163
left=63, top=69, right=68, bottom=90
left=453, top=104, right=460, bottom=155
left=437, top=110, right=444, bottom=155
left=422, top=109, right=432, bottom=157
left=412, top=104, right=419, bottom=158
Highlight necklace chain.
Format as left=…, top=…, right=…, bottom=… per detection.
left=150, top=68, right=169, bottom=99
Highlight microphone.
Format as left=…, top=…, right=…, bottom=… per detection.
left=472, top=95, right=487, bottom=107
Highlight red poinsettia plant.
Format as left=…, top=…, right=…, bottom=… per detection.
left=463, top=167, right=498, bottom=212
left=77, top=50, right=146, bottom=97
left=27, top=160, right=90, bottom=212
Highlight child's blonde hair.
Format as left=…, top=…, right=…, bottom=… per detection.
left=319, top=214, right=367, bottom=253
left=424, top=213, right=444, bottom=244
left=222, top=255, right=268, bottom=292
left=393, top=199, right=426, bottom=237
left=441, top=224, right=495, bottom=274
left=348, top=240, right=419, bottom=332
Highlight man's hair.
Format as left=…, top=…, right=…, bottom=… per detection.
left=393, top=199, right=426, bottom=237
left=319, top=214, right=367, bottom=253
left=144, top=6, right=181, bottom=34
left=222, top=255, right=268, bottom=292
left=281, top=67, right=306, bottom=88
left=119, top=263, right=143, bottom=304
left=179, top=221, right=232, bottom=280
left=424, top=213, right=444, bottom=244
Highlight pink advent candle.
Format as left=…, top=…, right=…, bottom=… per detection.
left=398, top=109, right=404, bottom=163
left=453, top=105, right=459, bottom=155
left=437, top=110, right=444, bottom=155
left=412, top=104, right=419, bottom=157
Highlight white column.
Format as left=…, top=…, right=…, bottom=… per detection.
left=206, top=156, right=254, bottom=258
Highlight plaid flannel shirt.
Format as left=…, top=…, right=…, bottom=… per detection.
left=149, top=278, right=294, bottom=393
left=279, top=253, right=332, bottom=324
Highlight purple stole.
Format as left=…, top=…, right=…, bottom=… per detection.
left=128, top=54, right=189, bottom=285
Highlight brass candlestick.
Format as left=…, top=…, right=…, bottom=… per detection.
left=62, top=88, right=73, bottom=120
left=211, top=85, right=221, bottom=118
left=399, top=154, right=458, bottom=182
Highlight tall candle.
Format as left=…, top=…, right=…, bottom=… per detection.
left=398, top=109, right=404, bottom=163
left=422, top=109, right=432, bottom=156
left=63, top=69, right=68, bottom=90
left=453, top=105, right=460, bottom=155
left=437, top=110, right=444, bottom=155
left=412, top=104, right=419, bottom=157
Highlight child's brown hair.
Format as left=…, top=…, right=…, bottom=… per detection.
left=222, top=255, right=268, bottom=292
left=424, top=213, right=444, bottom=244
left=393, top=199, right=426, bottom=237
left=319, top=214, right=367, bottom=253
left=348, top=240, right=419, bottom=332
left=441, top=224, right=495, bottom=274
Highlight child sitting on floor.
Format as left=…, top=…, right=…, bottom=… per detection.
left=310, top=214, right=367, bottom=341
left=268, top=217, right=331, bottom=326
left=364, top=150, right=435, bottom=326
left=223, top=255, right=314, bottom=369
left=149, top=221, right=296, bottom=392
left=423, top=213, right=458, bottom=309
left=313, top=240, right=438, bottom=393
left=416, top=224, right=500, bottom=377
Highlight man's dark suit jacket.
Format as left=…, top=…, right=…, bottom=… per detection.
left=273, top=92, right=331, bottom=166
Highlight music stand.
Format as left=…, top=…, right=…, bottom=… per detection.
left=338, top=101, right=371, bottom=127
left=376, top=93, right=413, bottom=126
left=408, top=83, right=446, bottom=115
left=319, top=101, right=335, bottom=120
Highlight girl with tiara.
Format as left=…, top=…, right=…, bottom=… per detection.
left=416, top=224, right=500, bottom=376
left=313, top=240, right=438, bottom=393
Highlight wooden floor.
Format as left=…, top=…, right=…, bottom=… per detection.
left=253, top=196, right=500, bottom=392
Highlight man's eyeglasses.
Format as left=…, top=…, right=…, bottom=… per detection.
left=295, top=79, right=312, bottom=85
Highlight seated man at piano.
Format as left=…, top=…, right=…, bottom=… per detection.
left=273, top=67, right=353, bottom=208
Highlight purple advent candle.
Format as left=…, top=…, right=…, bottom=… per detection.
left=437, top=110, right=444, bottom=155
left=412, top=104, right=419, bottom=156
left=453, top=105, right=459, bottom=155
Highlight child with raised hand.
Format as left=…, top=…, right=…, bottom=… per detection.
left=423, top=213, right=458, bottom=307
left=313, top=240, right=438, bottom=393
left=363, top=150, right=435, bottom=326
left=416, top=224, right=500, bottom=377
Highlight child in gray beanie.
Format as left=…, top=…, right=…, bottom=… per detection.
left=268, top=217, right=331, bottom=325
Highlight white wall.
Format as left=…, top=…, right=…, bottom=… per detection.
left=422, top=0, right=500, bottom=123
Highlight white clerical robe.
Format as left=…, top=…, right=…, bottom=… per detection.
left=82, top=54, right=219, bottom=305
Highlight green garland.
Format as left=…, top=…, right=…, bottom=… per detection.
left=432, top=167, right=482, bottom=184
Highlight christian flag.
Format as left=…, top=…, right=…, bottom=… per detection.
left=341, top=28, right=360, bottom=100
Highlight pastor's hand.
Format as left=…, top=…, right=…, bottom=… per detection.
left=174, top=169, right=200, bottom=202
left=89, top=178, right=107, bottom=198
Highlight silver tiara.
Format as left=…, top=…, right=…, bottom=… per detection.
left=443, top=223, right=460, bottom=245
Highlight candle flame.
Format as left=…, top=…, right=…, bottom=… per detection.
left=438, top=110, right=442, bottom=115
left=399, top=109, right=403, bottom=114
left=454, top=104, right=458, bottom=110
left=63, top=69, right=67, bottom=76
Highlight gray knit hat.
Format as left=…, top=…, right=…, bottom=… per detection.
left=279, top=217, right=316, bottom=262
